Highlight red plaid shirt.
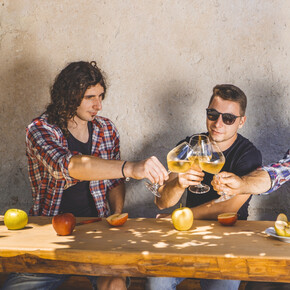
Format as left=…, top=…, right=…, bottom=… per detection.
left=26, top=114, right=123, bottom=217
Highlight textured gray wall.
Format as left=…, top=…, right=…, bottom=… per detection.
left=0, top=0, right=289, bottom=221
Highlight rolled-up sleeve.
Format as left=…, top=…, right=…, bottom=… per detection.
left=26, top=121, right=80, bottom=188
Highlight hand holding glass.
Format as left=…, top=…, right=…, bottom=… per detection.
left=198, top=141, right=230, bottom=203
left=188, top=134, right=212, bottom=194
left=145, top=142, right=194, bottom=197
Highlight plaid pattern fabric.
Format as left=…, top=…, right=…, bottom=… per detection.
left=261, top=149, right=290, bottom=194
left=26, top=114, right=123, bottom=217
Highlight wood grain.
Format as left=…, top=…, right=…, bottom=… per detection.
left=0, top=217, right=289, bottom=282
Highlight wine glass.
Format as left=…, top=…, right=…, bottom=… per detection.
left=198, top=141, right=228, bottom=203
left=145, top=142, right=194, bottom=197
left=188, top=134, right=212, bottom=194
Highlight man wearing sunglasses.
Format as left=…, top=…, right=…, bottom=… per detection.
left=146, top=84, right=262, bottom=290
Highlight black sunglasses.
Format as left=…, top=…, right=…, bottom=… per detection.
left=206, top=108, right=243, bottom=125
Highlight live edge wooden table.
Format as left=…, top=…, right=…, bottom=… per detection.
left=0, top=216, right=289, bottom=283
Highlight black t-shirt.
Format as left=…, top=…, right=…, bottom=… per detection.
left=179, top=133, right=262, bottom=220
left=59, top=122, right=99, bottom=217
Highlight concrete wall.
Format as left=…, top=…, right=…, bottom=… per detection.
left=0, top=0, right=289, bottom=221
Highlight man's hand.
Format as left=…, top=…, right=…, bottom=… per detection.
left=212, top=172, right=245, bottom=196
left=176, top=168, right=204, bottom=189
left=125, top=156, right=169, bottom=185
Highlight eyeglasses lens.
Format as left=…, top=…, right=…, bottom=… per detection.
left=206, top=110, right=236, bottom=125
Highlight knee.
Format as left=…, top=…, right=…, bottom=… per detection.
left=108, top=277, right=126, bottom=290
left=98, top=276, right=126, bottom=290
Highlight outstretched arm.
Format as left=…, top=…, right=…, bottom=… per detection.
left=68, top=155, right=169, bottom=185
left=212, top=170, right=272, bottom=196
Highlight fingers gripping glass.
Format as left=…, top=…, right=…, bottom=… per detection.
left=188, top=135, right=212, bottom=194
left=206, top=109, right=242, bottom=125
left=145, top=142, right=194, bottom=197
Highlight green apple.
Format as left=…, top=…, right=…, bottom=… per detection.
left=171, top=205, right=193, bottom=231
left=4, top=209, right=28, bottom=230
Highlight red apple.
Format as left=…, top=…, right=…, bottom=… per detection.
left=106, top=213, right=128, bottom=227
left=218, top=212, right=237, bottom=226
left=52, top=213, right=76, bottom=236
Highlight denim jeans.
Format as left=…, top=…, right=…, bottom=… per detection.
left=145, top=277, right=241, bottom=290
left=2, top=273, right=97, bottom=290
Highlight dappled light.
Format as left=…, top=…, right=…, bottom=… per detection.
left=172, top=241, right=210, bottom=249
left=224, top=231, right=254, bottom=236
left=203, top=235, right=221, bottom=240
left=0, top=217, right=283, bottom=258
left=1, top=216, right=289, bottom=281
left=153, top=241, right=169, bottom=248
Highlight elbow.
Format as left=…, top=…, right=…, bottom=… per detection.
left=154, top=198, right=173, bottom=210
left=154, top=198, right=165, bottom=210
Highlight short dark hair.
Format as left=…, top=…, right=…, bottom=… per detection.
left=46, top=61, right=106, bottom=137
left=208, top=84, right=247, bottom=115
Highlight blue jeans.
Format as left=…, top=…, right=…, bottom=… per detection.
left=2, top=273, right=98, bottom=290
left=146, top=277, right=241, bottom=290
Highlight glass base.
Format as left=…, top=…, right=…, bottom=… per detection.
left=214, top=193, right=232, bottom=203
left=188, top=183, right=210, bottom=194
left=145, top=181, right=161, bottom=197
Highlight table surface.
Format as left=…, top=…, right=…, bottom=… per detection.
left=0, top=216, right=289, bottom=282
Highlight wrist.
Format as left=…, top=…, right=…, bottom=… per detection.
left=240, top=176, right=250, bottom=194
left=123, top=161, right=132, bottom=181
left=176, top=176, right=188, bottom=190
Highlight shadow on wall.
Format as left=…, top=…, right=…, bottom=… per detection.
left=0, top=55, right=51, bottom=213
left=248, top=80, right=290, bottom=221
left=124, top=80, right=204, bottom=218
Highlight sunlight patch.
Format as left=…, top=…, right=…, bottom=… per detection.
left=153, top=241, right=169, bottom=248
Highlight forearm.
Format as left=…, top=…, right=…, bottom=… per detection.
left=155, top=175, right=185, bottom=210
left=68, top=155, right=123, bottom=180
left=240, top=169, right=272, bottom=195
left=68, top=155, right=128, bottom=181
left=192, top=194, right=251, bottom=220
left=68, top=155, right=168, bottom=184
left=108, top=184, right=125, bottom=214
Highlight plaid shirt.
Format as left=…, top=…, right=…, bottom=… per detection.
left=26, top=114, right=123, bottom=217
left=261, top=149, right=290, bottom=194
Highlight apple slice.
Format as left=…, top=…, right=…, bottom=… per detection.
left=274, top=213, right=290, bottom=237
left=218, top=212, right=237, bottom=226
left=274, top=220, right=288, bottom=236
left=285, top=226, right=290, bottom=237
left=276, top=213, right=288, bottom=223
left=106, top=213, right=128, bottom=227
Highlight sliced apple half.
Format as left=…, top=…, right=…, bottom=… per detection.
left=274, top=220, right=288, bottom=236
left=285, top=226, right=290, bottom=237
left=106, top=213, right=128, bottom=227
left=218, top=212, right=237, bottom=226
left=274, top=213, right=290, bottom=237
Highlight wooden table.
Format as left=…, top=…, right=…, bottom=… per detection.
left=0, top=216, right=289, bottom=282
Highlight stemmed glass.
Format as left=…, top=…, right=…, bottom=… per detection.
left=198, top=141, right=228, bottom=203
left=145, top=142, right=194, bottom=197
left=188, top=134, right=212, bottom=194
